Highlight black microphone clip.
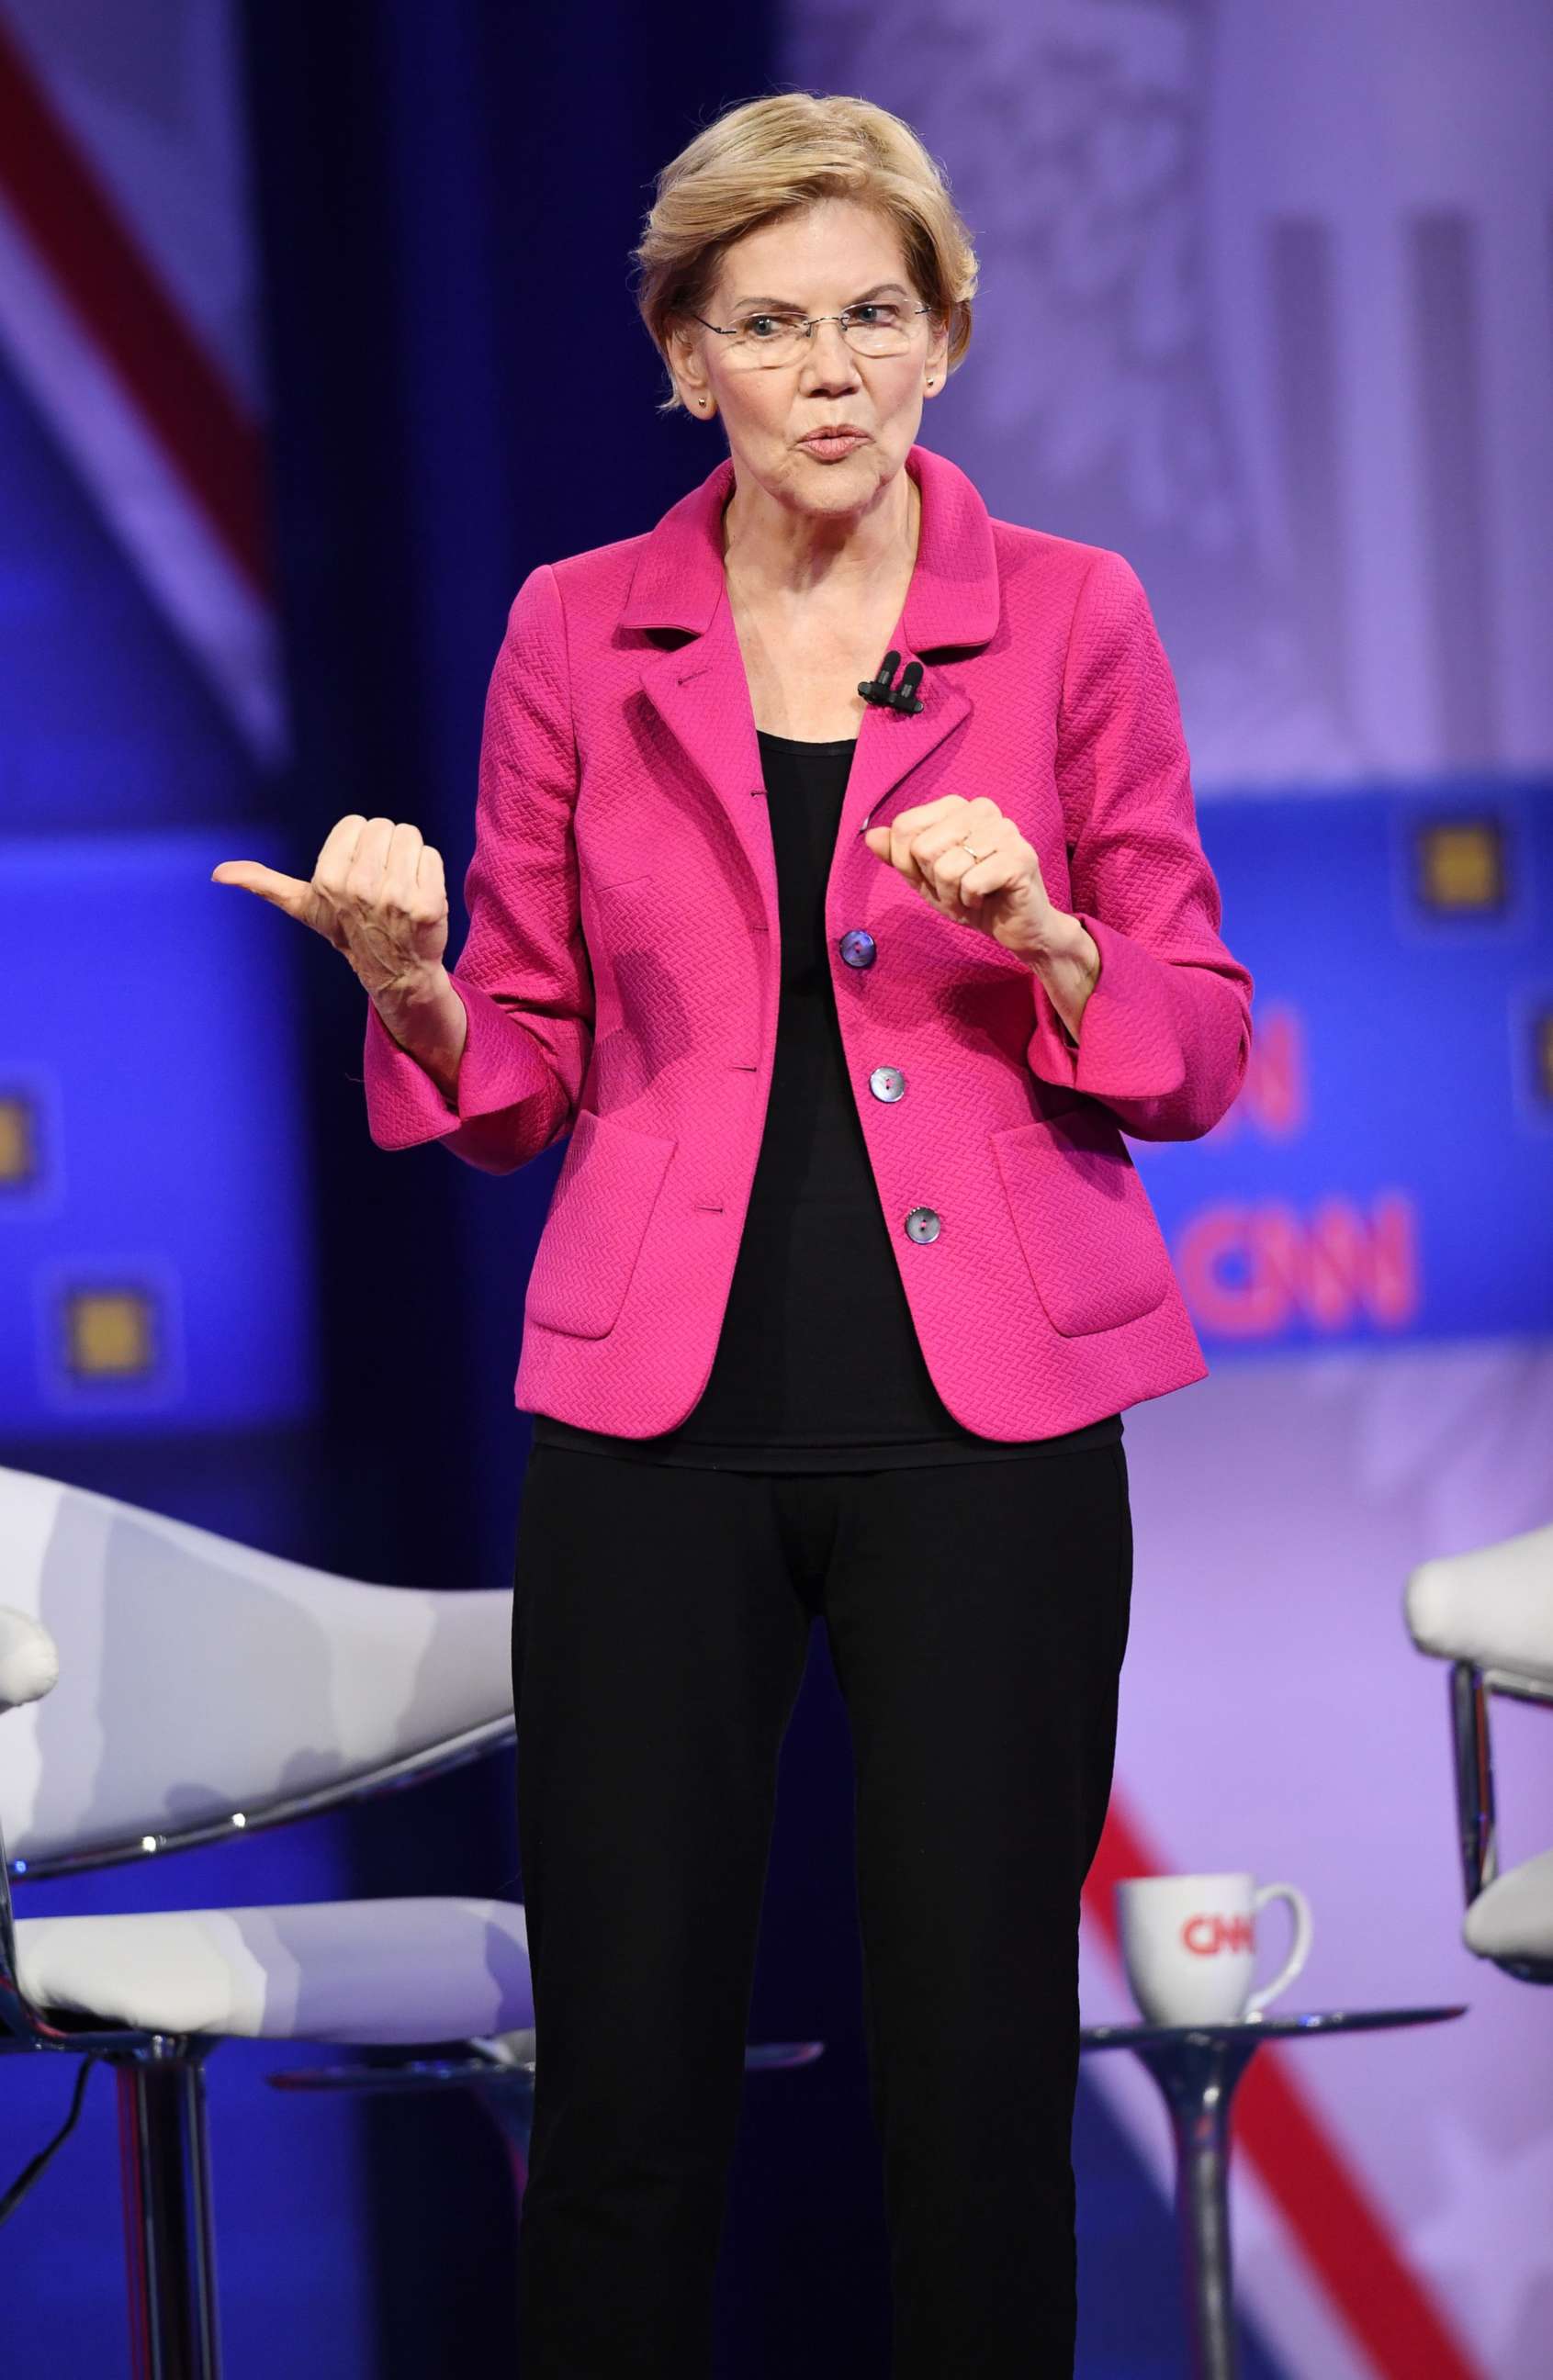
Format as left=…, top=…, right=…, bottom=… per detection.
left=858, top=651, right=926, bottom=714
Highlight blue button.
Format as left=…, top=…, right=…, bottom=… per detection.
left=869, top=1066, right=906, bottom=1102
left=905, top=1207, right=940, bottom=1243
left=839, top=929, right=876, bottom=969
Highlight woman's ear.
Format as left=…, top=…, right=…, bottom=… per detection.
left=666, top=325, right=715, bottom=417
left=923, top=313, right=951, bottom=397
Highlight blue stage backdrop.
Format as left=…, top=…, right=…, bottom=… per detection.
left=1135, top=788, right=1553, bottom=1353
left=2, top=832, right=320, bottom=1434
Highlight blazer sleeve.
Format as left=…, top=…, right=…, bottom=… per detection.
left=360, top=562, right=593, bottom=1174
left=1024, top=547, right=1254, bottom=1141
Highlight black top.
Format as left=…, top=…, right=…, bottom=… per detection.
left=533, top=729, right=1122, bottom=1472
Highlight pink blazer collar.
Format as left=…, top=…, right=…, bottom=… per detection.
left=620, top=440, right=1001, bottom=650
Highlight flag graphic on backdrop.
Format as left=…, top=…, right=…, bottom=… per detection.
left=0, top=2, right=284, bottom=765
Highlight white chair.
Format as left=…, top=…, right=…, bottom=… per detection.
left=1404, top=1518, right=1553, bottom=1984
left=0, top=1461, right=528, bottom=2378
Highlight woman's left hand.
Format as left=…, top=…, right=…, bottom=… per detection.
left=861, top=795, right=1068, bottom=962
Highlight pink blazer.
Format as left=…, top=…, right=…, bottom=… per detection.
left=363, top=441, right=1254, bottom=1442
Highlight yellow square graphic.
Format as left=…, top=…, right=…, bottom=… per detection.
left=1418, top=821, right=1503, bottom=911
left=0, top=1095, right=35, bottom=1185
left=67, top=1289, right=156, bottom=1378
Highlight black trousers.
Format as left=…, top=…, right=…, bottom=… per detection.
left=510, top=1440, right=1133, bottom=2378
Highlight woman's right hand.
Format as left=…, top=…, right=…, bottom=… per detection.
left=210, top=814, right=449, bottom=1001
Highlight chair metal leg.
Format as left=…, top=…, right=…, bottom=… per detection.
left=112, top=2038, right=223, bottom=2380
left=469, top=2074, right=533, bottom=2204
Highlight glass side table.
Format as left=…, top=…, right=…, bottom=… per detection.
left=1079, top=2004, right=1468, bottom=2380
left=268, top=2038, right=826, bottom=2200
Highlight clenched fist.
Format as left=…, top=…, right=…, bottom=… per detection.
left=862, top=791, right=1103, bottom=1044
left=861, top=792, right=1063, bottom=960
left=210, top=814, right=449, bottom=1001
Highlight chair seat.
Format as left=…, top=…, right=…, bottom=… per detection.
left=1405, top=1521, right=1553, bottom=1685
left=1464, top=1848, right=1553, bottom=1963
left=14, top=1896, right=533, bottom=2044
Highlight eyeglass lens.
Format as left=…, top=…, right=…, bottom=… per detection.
left=726, top=308, right=921, bottom=364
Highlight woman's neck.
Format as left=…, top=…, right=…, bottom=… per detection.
left=720, top=463, right=920, bottom=607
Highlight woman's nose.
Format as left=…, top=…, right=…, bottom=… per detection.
left=798, top=319, right=861, bottom=392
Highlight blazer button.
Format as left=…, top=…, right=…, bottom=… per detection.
left=904, top=1206, right=940, bottom=1243
left=838, top=928, right=876, bottom=969
left=869, top=1066, right=906, bottom=1102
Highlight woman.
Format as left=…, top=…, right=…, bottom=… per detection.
left=214, top=90, right=1253, bottom=2380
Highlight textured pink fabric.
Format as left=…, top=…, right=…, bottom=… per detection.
left=363, top=443, right=1254, bottom=1441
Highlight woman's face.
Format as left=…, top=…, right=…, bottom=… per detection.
left=669, top=196, right=950, bottom=525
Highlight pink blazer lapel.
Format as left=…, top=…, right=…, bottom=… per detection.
left=636, top=596, right=775, bottom=914
left=623, top=443, right=1003, bottom=912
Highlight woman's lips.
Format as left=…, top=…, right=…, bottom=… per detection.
left=797, top=431, right=870, bottom=461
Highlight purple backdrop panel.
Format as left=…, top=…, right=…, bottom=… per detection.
left=783, top=0, right=1553, bottom=790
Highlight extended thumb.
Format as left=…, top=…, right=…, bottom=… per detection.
left=209, top=861, right=309, bottom=913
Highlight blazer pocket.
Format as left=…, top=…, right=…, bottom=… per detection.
left=523, top=1108, right=677, bottom=1339
left=990, top=1106, right=1173, bottom=1337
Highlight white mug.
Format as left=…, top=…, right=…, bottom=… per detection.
left=1115, top=1871, right=1313, bottom=2026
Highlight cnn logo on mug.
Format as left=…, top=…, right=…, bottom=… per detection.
left=1116, top=1873, right=1313, bottom=2026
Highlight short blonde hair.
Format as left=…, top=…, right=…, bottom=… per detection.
left=633, top=91, right=979, bottom=413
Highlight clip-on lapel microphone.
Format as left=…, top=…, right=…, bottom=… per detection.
left=858, top=651, right=926, bottom=714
